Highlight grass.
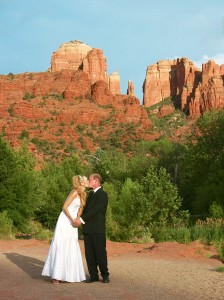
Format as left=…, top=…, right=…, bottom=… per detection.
left=0, top=211, right=15, bottom=240
left=216, top=266, right=224, bottom=272
left=150, top=218, right=224, bottom=260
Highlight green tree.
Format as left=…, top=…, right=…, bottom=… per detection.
left=115, top=178, right=145, bottom=241
left=140, top=166, right=188, bottom=227
left=179, top=110, right=224, bottom=215
left=105, top=166, right=188, bottom=242
left=103, top=182, right=119, bottom=240
left=90, top=149, right=129, bottom=186
left=0, top=139, right=45, bottom=231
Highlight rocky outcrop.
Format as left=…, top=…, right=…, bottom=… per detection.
left=3, top=38, right=224, bottom=162
left=201, top=59, right=221, bottom=85
left=127, top=80, right=135, bottom=96
left=91, top=80, right=149, bottom=125
left=189, top=60, right=224, bottom=118
left=177, top=58, right=201, bottom=113
left=143, top=60, right=176, bottom=107
left=91, top=80, right=114, bottom=106
left=142, top=57, right=224, bottom=118
left=0, top=63, right=151, bottom=157
left=63, top=70, right=91, bottom=100
left=82, top=48, right=108, bottom=84
left=156, top=105, right=175, bottom=118
left=0, top=70, right=91, bottom=102
left=108, top=71, right=120, bottom=95
left=51, top=41, right=108, bottom=85
left=143, top=58, right=201, bottom=108
left=50, top=40, right=119, bottom=95
left=50, top=40, right=92, bottom=72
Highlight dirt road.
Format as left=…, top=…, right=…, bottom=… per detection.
left=0, top=239, right=224, bottom=299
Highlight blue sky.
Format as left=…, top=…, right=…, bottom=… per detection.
left=1, top=0, right=224, bottom=102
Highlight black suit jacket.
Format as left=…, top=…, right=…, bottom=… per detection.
left=82, top=187, right=108, bottom=234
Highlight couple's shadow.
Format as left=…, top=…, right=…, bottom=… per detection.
left=4, top=252, right=44, bottom=279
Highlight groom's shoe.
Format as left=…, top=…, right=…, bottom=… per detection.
left=102, top=277, right=110, bottom=283
left=85, top=277, right=99, bottom=283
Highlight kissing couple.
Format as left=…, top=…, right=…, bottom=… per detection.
left=42, top=173, right=110, bottom=284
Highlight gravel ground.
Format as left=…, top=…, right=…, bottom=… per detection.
left=0, top=239, right=224, bottom=300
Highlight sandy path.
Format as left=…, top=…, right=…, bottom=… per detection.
left=0, top=239, right=224, bottom=300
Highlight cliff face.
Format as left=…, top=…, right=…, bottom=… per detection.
left=50, top=40, right=92, bottom=72
left=0, top=70, right=150, bottom=157
left=1, top=39, right=224, bottom=161
left=51, top=41, right=109, bottom=91
left=189, top=60, right=224, bottom=117
left=143, top=59, right=176, bottom=106
left=143, top=58, right=224, bottom=118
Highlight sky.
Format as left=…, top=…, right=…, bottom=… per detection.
left=1, top=0, right=224, bottom=102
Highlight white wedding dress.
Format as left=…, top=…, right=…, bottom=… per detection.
left=42, top=196, right=86, bottom=282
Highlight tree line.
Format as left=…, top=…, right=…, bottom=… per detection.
left=0, top=110, right=224, bottom=251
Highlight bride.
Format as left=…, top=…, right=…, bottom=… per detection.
left=42, top=175, right=89, bottom=284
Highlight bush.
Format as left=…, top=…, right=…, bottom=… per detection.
left=0, top=211, right=15, bottom=240
left=151, top=225, right=192, bottom=244
left=140, top=165, right=189, bottom=227
left=0, top=139, right=46, bottom=231
left=215, top=241, right=224, bottom=261
left=193, top=218, right=224, bottom=244
left=103, top=182, right=120, bottom=240
left=28, top=220, right=53, bottom=242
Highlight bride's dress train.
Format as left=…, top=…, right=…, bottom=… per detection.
left=42, top=196, right=86, bottom=282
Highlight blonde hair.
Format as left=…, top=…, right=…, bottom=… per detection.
left=72, top=175, right=87, bottom=208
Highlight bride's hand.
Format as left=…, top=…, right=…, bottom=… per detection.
left=72, top=218, right=77, bottom=226
left=73, top=218, right=81, bottom=227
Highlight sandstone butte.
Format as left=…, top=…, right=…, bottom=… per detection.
left=0, top=40, right=224, bottom=159
left=0, top=40, right=150, bottom=159
left=143, top=57, right=224, bottom=118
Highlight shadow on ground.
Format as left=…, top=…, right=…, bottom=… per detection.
left=4, top=253, right=44, bottom=279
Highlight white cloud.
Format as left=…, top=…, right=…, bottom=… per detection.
left=193, top=53, right=224, bottom=69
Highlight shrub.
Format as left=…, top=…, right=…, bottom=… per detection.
left=215, top=241, right=224, bottom=261
left=0, top=211, right=15, bottom=239
left=23, top=92, right=35, bottom=100
left=7, top=73, right=15, bottom=80
left=19, top=130, right=29, bottom=140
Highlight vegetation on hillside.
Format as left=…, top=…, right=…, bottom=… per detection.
left=0, top=109, right=224, bottom=259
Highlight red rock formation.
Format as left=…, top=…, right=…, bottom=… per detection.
left=0, top=64, right=152, bottom=159
left=82, top=49, right=108, bottom=84
left=5, top=38, right=224, bottom=161
left=189, top=60, right=224, bottom=118
left=189, top=84, right=202, bottom=118
left=91, top=80, right=114, bottom=106
left=127, top=80, right=135, bottom=96
left=51, top=41, right=109, bottom=89
left=108, top=71, right=120, bottom=95
left=156, top=105, right=175, bottom=118
left=0, top=74, right=24, bottom=102
left=50, top=40, right=92, bottom=72
left=63, top=70, right=91, bottom=100
left=0, top=70, right=92, bottom=103
left=202, top=60, right=220, bottom=85
left=142, top=57, right=206, bottom=117
left=143, top=58, right=201, bottom=108
left=143, top=60, right=177, bottom=107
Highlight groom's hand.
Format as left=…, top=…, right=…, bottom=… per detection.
left=73, top=218, right=82, bottom=227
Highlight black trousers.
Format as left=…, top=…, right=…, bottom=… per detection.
left=83, top=233, right=109, bottom=279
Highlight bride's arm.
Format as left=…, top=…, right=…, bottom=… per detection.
left=73, top=207, right=84, bottom=226
left=77, top=205, right=83, bottom=219
left=63, top=189, right=78, bottom=223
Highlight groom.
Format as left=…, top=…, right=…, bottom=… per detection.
left=75, top=173, right=110, bottom=283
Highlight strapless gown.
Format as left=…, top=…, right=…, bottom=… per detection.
left=42, top=196, right=86, bottom=282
